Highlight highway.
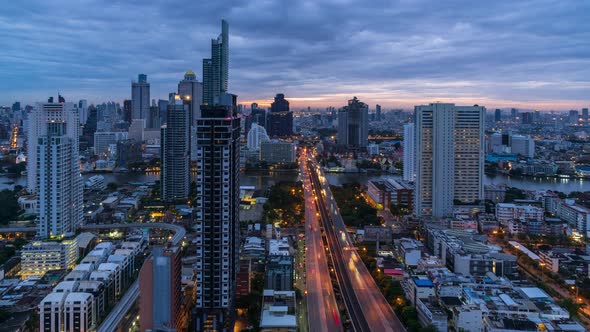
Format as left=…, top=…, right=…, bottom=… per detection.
left=307, top=155, right=406, bottom=332
left=301, top=158, right=343, bottom=332
left=97, top=281, right=139, bottom=332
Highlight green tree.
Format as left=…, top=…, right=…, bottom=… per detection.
left=560, top=298, right=581, bottom=318
left=0, top=189, right=20, bottom=225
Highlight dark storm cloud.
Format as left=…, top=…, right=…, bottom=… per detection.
left=0, top=0, right=588, bottom=109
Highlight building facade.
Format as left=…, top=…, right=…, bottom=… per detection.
left=337, top=96, right=368, bottom=147
left=161, top=95, right=191, bottom=202
left=27, top=101, right=83, bottom=238
left=266, top=94, right=293, bottom=137
left=178, top=70, right=204, bottom=123
left=131, top=74, right=150, bottom=125
left=414, top=103, right=485, bottom=218
left=139, top=246, right=182, bottom=332
left=194, top=103, right=240, bottom=330
left=202, top=20, right=229, bottom=105
left=403, top=123, right=415, bottom=182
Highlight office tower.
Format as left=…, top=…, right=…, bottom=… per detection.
left=178, top=70, right=204, bottom=123
left=569, top=110, right=580, bottom=124
left=403, top=123, right=415, bottom=182
left=158, top=99, right=169, bottom=125
left=27, top=101, right=83, bottom=238
left=414, top=103, right=485, bottom=218
left=93, top=131, right=129, bottom=156
left=149, top=105, right=160, bottom=129
left=583, top=108, right=589, bottom=123
left=139, top=246, right=182, bottom=332
left=337, top=96, right=369, bottom=147
left=78, top=100, right=88, bottom=125
left=194, top=102, right=240, bottom=330
left=494, top=109, right=501, bottom=122
left=203, top=20, right=229, bottom=105
left=161, top=95, right=191, bottom=202
left=521, top=112, right=534, bottom=125
left=267, top=94, right=293, bottom=137
left=12, top=101, right=21, bottom=112
left=131, top=74, right=150, bottom=126
left=510, top=108, right=518, bottom=121
left=123, top=99, right=132, bottom=123
left=128, top=119, right=145, bottom=142
left=376, top=104, right=382, bottom=121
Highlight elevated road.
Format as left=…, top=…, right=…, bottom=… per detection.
left=301, top=158, right=343, bottom=332
left=307, top=155, right=406, bottom=332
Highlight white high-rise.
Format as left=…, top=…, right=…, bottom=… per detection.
left=27, top=101, right=83, bottom=238
left=246, top=123, right=269, bottom=150
left=414, top=103, right=485, bottom=218
left=403, top=123, right=415, bottom=182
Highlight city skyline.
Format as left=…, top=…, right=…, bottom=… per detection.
left=1, top=1, right=589, bottom=110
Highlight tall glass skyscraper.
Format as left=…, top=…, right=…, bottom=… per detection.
left=337, top=96, right=369, bottom=147
left=203, top=20, right=229, bottom=105
left=414, top=103, right=485, bottom=218
left=131, top=73, right=150, bottom=126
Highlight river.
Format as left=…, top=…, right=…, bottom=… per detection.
left=1, top=172, right=589, bottom=194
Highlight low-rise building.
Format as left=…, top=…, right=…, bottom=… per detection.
left=259, top=289, right=297, bottom=332
left=21, top=239, right=78, bottom=279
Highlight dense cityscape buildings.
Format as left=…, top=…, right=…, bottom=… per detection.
left=414, top=103, right=485, bottom=218
left=2, top=5, right=590, bottom=332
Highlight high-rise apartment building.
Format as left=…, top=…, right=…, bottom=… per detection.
left=403, top=123, right=415, bottom=182
left=161, top=95, right=191, bottom=202
left=178, top=70, right=204, bottom=123
left=139, top=246, right=182, bottom=332
left=267, top=94, right=293, bottom=137
left=337, top=96, right=368, bottom=147
left=27, top=101, right=82, bottom=238
left=131, top=74, right=150, bottom=126
left=203, top=20, right=229, bottom=105
left=414, top=103, right=485, bottom=218
left=194, top=101, right=240, bottom=330
left=123, top=99, right=132, bottom=123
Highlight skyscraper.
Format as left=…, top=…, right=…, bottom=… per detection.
left=139, top=245, right=182, bottom=332
left=123, top=99, right=132, bottom=123
left=267, top=93, right=293, bottom=137
left=375, top=104, right=382, bottom=121
left=414, top=103, right=485, bottom=218
left=178, top=70, right=204, bottom=123
left=337, top=96, right=368, bottom=147
left=583, top=108, right=589, bottom=123
left=494, top=109, right=502, bottom=122
left=161, top=95, right=191, bottom=202
left=194, top=101, right=240, bottom=330
left=403, top=123, right=415, bottom=182
left=27, top=101, right=83, bottom=238
left=202, top=20, right=229, bottom=105
left=131, top=74, right=150, bottom=126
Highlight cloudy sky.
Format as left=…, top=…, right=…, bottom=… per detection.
left=1, top=0, right=588, bottom=110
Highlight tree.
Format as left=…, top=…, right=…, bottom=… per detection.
left=560, top=298, right=581, bottom=318
left=106, top=182, right=118, bottom=191
left=0, top=189, right=20, bottom=225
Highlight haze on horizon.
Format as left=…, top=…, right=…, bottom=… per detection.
left=0, top=0, right=588, bottom=111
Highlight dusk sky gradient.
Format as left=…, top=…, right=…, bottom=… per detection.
left=1, top=0, right=589, bottom=110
